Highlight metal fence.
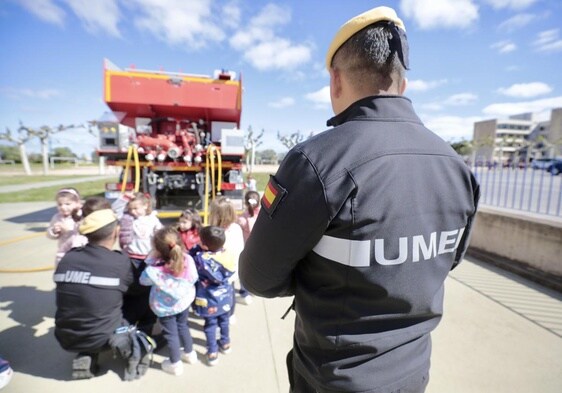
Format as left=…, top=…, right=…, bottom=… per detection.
left=471, top=163, right=562, bottom=217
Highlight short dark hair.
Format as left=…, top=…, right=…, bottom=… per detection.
left=199, top=226, right=226, bottom=252
left=85, top=221, right=118, bottom=244
left=73, top=196, right=111, bottom=221
left=332, top=24, right=405, bottom=92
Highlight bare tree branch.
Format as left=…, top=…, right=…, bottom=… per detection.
left=277, top=130, right=308, bottom=150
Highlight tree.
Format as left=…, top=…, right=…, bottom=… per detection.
left=471, top=135, right=495, bottom=167
left=277, top=130, right=313, bottom=150
left=258, top=149, right=278, bottom=164
left=51, top=147, right=77, bottom=158
left=0, top=124, right=35, bottom=175
left=28, top=153, right=43, bottom=163
left=0, top=145, right=20, bottom=162
left=450, top=140, right=473, bottom=157
left=21, top=124, right=79, bottom=175
left=244, top=125, right=264, bottom=173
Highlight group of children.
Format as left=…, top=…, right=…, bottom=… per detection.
left=48, top=187, right=262, bottom=376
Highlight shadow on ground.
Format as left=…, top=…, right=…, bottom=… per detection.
left=5, top=207, right=57, bottom=224
left=0, top=285, right=153, bottom=381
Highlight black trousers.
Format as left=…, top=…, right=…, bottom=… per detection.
left=287, top=349, right=317, bottom=393
left=122, top=258, right=156, bottom=334
left=286, top=348, right=429, bottom=393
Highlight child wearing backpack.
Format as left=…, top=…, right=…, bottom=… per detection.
left=140, top=226, right=199, bottom=375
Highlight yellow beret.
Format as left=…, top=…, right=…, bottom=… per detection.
left=326, top=6, right=406, bottom=69
left=79, top=209, right=117, bottom=235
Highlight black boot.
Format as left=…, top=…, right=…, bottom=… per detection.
left=72, top=353, right=98, bottom=379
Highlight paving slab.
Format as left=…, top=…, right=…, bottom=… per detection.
left=0, top=202, right=561, bottom=393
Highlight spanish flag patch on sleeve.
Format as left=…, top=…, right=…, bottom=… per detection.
left=261, top=175, right=287, bottom=217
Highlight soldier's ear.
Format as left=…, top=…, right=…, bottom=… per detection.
left=329, top=67, right=342, bottom=99
left=329, top=67, right=343, bottom=114
left=400, top=77, right=407, bottom=95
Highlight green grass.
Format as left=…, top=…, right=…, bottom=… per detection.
left=0, top=170, right=276, bottom=203
left=0, top=179, right=113, bottom=203
left=252, top=172, right=274, bottom=192
left=0, top=175, right=83, bottom=186
left=0, top=162, right=96, bottom=173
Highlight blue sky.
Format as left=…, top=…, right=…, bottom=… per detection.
left=1, top=0, right=562, bottom=157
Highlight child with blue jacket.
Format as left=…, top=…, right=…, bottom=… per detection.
left=191, top=226, right=236, bottom=366
left=140, top=226, right=199, bottom=376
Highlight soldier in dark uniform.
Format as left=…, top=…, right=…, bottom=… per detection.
left=54, top=209, right=153, bottom=380
left=239, top=6, right=480, bottom=393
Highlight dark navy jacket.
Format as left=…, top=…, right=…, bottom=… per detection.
left=240, top=96, right=480, bottom=392
left=54, top=244, right=134, bottom=352
left=192, top=247, right=235, bottom=317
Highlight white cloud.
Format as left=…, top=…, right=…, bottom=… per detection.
left=422, top=115, right=482, bottom=141
left=482, top=96, right=562, bottom=117
left=16, top=0, right=66, bottom=26
left=407, top=79, right=447, bottom=92
left=222, top=2, right=241, bottom=28
left=268, top=97, right=295, bottom=109
left=482, top=0, right=538, bottom=10
left=65, top=0, right=121, bottom=37
left=534, top=29, right=562, bottom=53
left=498, top=13, right=536, bottom=32
left=400, top=0, right=479, bottom=30
left=421, top=103, right=444, bottom=111
left=497, top=82, right=553, bottom=98
left=131, top=0, right=225, bottom=49
left=243, top=38, right=311, bottom=71
left=305, top=86, right=331, bottom=109
left=1, top=87, right=61, bottom=100
left=251, top=2, right=291, bottom=27
left=421, top=92, right=477, bottom=112
left=445, top=93, right=478, bottom=106
left=491, top=40, right=517, bottom=53
left=229, top=4, right=312, bottom=71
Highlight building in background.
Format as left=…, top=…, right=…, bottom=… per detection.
left=472, top=108, right=562, bottom=165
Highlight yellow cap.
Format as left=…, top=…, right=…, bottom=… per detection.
left=326, top=6, right=406, bottom=69
left=79, top=209, right=118, bottom=235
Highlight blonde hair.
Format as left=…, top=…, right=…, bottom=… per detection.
left=127, top=192, right=152, bottom=214
left=209, top=197, right=237, bottom=228
left=152, top=226, right=184, bottom=276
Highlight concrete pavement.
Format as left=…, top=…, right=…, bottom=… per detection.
left=0, top=202, right=561, bottom=393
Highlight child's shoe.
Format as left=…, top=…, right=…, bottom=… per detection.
left=0, top=358, right=13, bottom=389
left=206, top=352, right=219, bottom=366
left=219, top=342, right=231, bottom=354
left=161, top=359, right=184, bottom=376
left=241, top=295, right=253, bottom=305
left=181, top=350, right=199, bottom=364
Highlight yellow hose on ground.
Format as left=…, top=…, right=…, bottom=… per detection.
left=0, top=232, right=54, bottom=273
left=0, top=266, right=54, bottom=273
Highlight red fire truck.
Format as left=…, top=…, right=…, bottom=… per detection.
left=97, top=59, right=246, bottom=218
